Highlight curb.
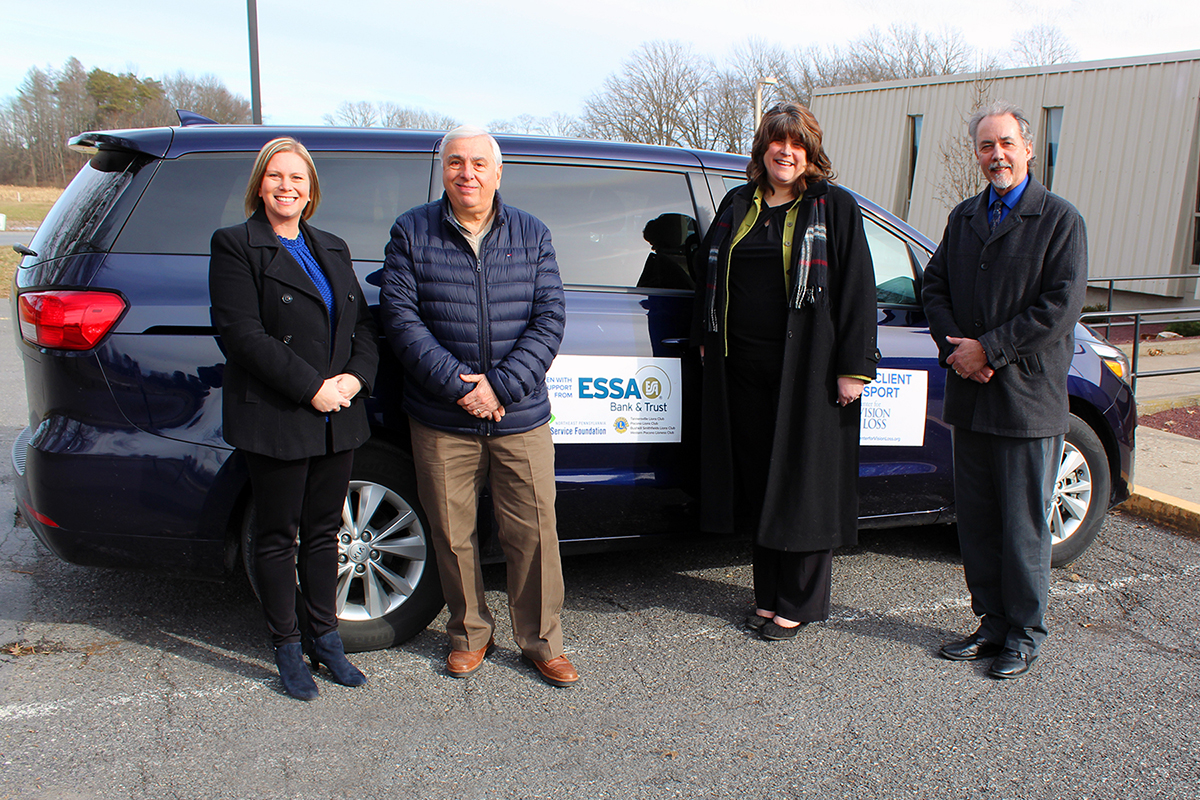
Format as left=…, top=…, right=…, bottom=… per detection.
left=1137, top=394, right=1200, bottom=415
left=1121, top=486, right=1200, bottom=537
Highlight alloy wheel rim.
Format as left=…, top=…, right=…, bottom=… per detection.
left=1049, top=442, right=1092, bottom=545
left=335, top=480, right=428, bottom=621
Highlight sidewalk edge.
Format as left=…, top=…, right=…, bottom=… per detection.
left=1121, top=486, right=1200, bottom=536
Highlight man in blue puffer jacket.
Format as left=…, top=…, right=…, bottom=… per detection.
left=380, top=126, right=577, bottom=687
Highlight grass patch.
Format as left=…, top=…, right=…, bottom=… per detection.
left=0, top=184, right=61, bottom=229
left=1166, top=320, right=1200, bottom=337
left=1, top=185, right=60, bottom=299
left=0, top=247, right=19, bottom=299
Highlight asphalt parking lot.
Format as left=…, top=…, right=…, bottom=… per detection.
left=2, top=318, right=1199, bottom=800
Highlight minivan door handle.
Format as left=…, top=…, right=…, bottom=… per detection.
left=659, top=337, right=689, bottom=349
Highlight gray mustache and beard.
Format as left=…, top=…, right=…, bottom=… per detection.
left=986, top=159, right=1016, bottom=190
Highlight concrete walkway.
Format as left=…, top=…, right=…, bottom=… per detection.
left=1119, top=336, right=1200, bottom=534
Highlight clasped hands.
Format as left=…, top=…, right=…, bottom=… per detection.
left=311, top=373, right=362, bottom=413
left=945, top=337, right=994, bottom=384
left=458, top=373, right=505, bottom=421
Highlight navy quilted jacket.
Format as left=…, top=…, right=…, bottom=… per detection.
left=380, top=194, right=566, bottom=435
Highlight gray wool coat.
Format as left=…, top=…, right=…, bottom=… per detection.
left=921, top=177, right=1088, bottom=438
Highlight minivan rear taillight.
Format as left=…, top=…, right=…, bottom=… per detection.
left=18, top=290, right=127, bottom=350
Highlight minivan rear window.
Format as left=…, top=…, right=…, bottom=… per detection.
left=26, top=149, right=153, bottom=264
left=115, top=152, right=431, bottom=261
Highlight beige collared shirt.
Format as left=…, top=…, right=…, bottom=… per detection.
left=449, top=209, right=495, bottom=256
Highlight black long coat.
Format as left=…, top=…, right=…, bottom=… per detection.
left=694, top=181, right=879, bottom=552
left=209, top=208, right=379, bottom=461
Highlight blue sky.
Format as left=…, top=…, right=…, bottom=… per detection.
left=4, top=0, right=1198, bottom=127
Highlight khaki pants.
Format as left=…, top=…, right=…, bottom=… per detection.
left=409, top=418, right=564, bottom=661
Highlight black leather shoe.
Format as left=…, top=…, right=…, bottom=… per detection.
left=988, top=649, right=1038, bottom=679
left=939, top=633, right=1004, bottom=661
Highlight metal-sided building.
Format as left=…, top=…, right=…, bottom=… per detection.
left=810, top=50, right=1200, bottom=308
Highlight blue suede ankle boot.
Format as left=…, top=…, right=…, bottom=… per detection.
left=309, top=631, right=367, bottom=686
left=274, top=642, right=319, bottom=700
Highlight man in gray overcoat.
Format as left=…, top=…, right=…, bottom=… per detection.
left=921, top=101, right=1087, bottom=679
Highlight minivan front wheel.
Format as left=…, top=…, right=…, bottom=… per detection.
left=1049, top=414, right=1112, bottom=567
left=242, top=441, right=445, bottom=652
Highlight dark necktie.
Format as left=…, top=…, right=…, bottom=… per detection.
left=989, top=199, right=1004, bottom=233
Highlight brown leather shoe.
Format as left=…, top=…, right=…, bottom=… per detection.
left=524, top=654, right=579, bottom=687
left=446, top=638, right=494, bottom=677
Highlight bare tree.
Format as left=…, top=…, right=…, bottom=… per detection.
left=323, top=101, right=378, bottom=127
left=1010, top=25, right=1078, bottom=67
left=162, top=72, right=252, bottom=123
left=489, top=112, right=586, bottom=138
left=583, top=41, right=717, bottom=148
left=708, top=38, right=808, bottom=153
left=831, top=25, right=978, bottom=84
left=322, top=101, right=457, bottom=130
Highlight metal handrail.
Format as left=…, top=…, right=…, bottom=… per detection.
left=1081, top=306, right=1200, bottom=395
left=1086, top=272, right=1200, bottom=338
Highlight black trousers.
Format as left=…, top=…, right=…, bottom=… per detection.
left=952, top=428, right=1063, bottom=656
left=244, top=440, right=354, bottom=647
left=753, top=546, right=833, bottom=622
left=727, top=348, right=833, bottom=623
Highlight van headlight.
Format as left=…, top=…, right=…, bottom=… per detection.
left=1088, top=341, right=1131, bottom=381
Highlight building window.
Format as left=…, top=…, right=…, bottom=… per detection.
left=1041, top=107, right=1063, bottom=191
left=1193, top=163, right=1199, bottom=267
left=903, top=115, right=922, bottom=221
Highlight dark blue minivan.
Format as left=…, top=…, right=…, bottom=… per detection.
left=10, top=120, right=1135, bottom=651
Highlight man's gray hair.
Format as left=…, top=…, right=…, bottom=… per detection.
left=968, top=101, right=1035, bottom=149
left=438, top=125, right=503, bottom=165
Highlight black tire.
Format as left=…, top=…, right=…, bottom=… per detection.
left=242, top=440, right=444, bottom=652
left=1050, top=414, right=1112, bottom=567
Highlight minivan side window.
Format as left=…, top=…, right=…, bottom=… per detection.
left=497, top=164, right=699, bottom=290
left=308, top=154, right=429, bottom=261
left=115, top=153, right=429, bottom=260
left=863, top=216, right=922, bottom=306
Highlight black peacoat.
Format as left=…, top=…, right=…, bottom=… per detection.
left=209, top=208, right=379, bottom=461
left=694, top=181, right=880, bottom=552
left=921, top=177, right=1087, bottom=438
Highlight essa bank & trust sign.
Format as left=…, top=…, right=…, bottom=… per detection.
left=546, top=355, right=682, bottom=443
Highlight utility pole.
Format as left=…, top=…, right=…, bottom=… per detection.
left=247, top=0, right=262, bottom=124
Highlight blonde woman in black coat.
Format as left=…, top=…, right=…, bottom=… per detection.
left=209, top=137, right=378, bottom=699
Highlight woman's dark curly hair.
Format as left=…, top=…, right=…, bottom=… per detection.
left=746, top=102, right=835, bottom=194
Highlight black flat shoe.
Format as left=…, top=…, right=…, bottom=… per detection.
left=744, top=614, right=771, bottom=631
left=988, top=649, right=1038, bottom=679
left=939, top=632, right=1004, bottom=662
left=760, top=621, right=807, bottom=641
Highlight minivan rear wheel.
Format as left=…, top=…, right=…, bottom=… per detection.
left=242, top=440, right=445, bottom=652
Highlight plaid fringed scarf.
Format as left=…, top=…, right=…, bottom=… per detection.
left=703, top=194, right=828, bottom=335
left=791, top=195, right=827, bottom=309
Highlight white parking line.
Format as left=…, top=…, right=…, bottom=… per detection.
left=834, top=562, right=1200, bottom=623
